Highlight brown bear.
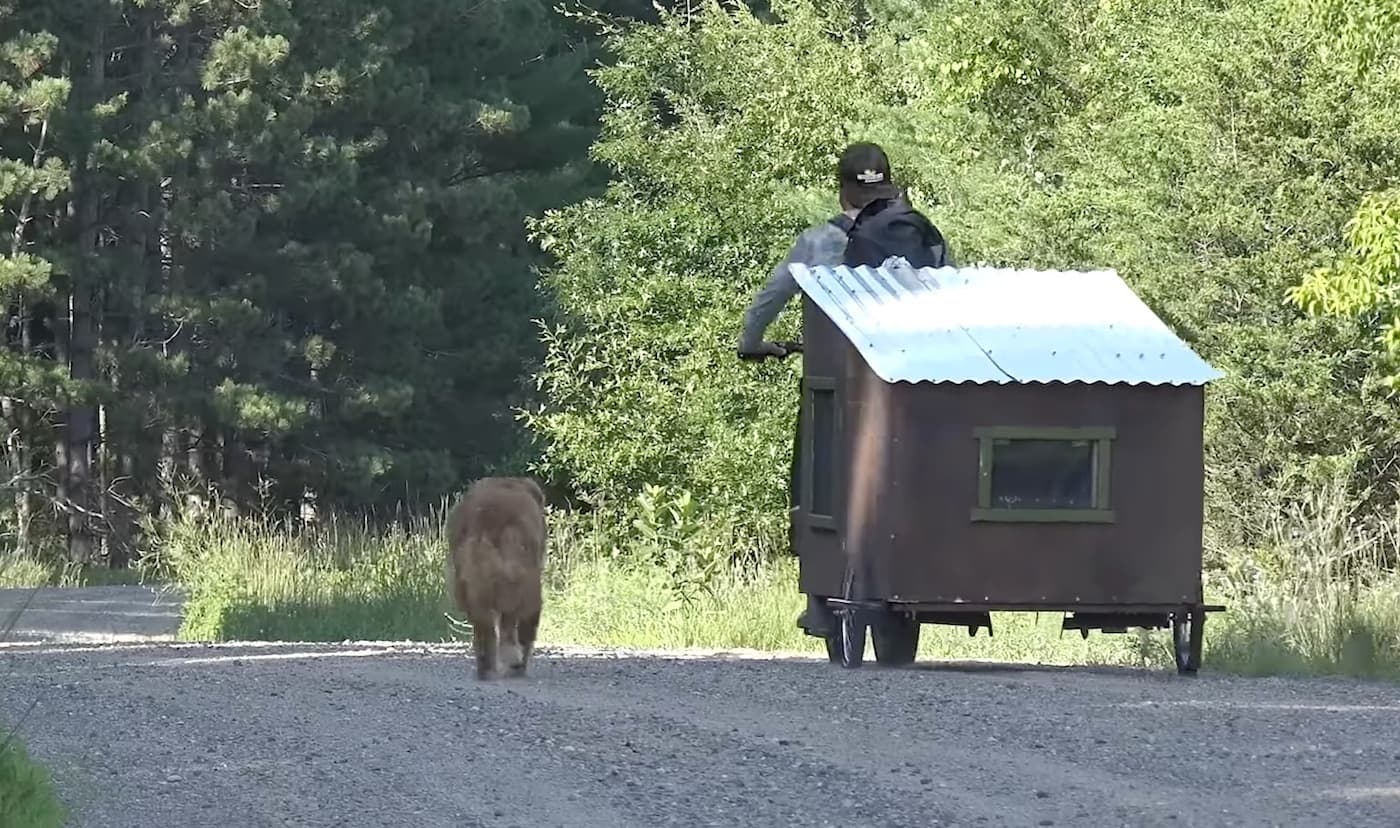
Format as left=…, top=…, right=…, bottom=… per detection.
left=444, top=476, right=548, bottom=680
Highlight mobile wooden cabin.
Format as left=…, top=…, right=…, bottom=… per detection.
left=787, top=263, right=1224, bottom=674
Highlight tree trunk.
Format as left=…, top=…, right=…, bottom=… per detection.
left=155, top=18, right=187, bottom=520
left=102, top=8, right=163, bottom=569
left=66, top=283, right=97, bottom=564
left=3, top=298, right=34, bottom=557
left=64, top=18, right=108, bottom=565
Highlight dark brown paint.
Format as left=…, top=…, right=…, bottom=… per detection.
left=796, top=301, right=1207, bottom=611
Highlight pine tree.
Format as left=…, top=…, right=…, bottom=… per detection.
left=0, top=9, right=72, bottom=556
left=2, top=0, right=663, bottom=562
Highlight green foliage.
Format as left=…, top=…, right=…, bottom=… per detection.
left=0, top=734, right=65, bottom=828
left=629, top=483, right=763, bottom=610
left=1289, top=190, right=1400, bottom=387
left=0, top=559, right=64, bottom=828
left=528, top=0, right=1400, bottom=572
left=527, top=1, right=870, bottom=556
left=2, top=0, right=662, bottom=563
left=1208, top=467, right=1400, bottom=679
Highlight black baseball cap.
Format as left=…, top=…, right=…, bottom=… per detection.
left=838, top=142, right=901, bottom=202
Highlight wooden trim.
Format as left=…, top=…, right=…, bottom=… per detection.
left=1094, top=438, right=1113, bottom=511
left=977, top=436, right=994, bottom=509
left=970, top=508, right=1116, bottom=524
left=803, top=376, right=838, bottom=523
left=973, top=426, right=1118, bottom=441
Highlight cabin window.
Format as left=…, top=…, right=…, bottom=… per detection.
left=972, top=427, right=1115, bottom=523
left=804, top=378, right=837, bottom=529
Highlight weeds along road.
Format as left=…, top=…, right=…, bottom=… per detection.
left=4, top=640, right=1400, bottom=828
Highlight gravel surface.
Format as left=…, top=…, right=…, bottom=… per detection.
left=0, top=584, right=182, bottom=643
left=3, top=640, right=1400, bottom=827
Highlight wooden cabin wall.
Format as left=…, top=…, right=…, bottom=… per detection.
left=795, top=296, right=846, bottom=597
left=881, top=383, right=1207, bottom=606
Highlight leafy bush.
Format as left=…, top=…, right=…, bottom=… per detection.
left=527, top=0, right=1400, bottom=581
left=0, top=564, right=66, bottom=828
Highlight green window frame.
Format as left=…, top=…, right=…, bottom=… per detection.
left=971, top=426, right=1115, bottom=524
left=802, top=376, right=838, bottom=532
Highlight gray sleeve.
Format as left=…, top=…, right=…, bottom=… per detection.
left=738, top=254, right=803, bottom=352
left=738, top=225, right=844, bottom=352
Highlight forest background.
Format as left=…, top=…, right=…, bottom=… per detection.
left=3, top=0, right=1400, bottom=678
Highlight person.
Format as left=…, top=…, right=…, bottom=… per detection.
left=738, top=141, right=952, bottom=355
left=736, top=141, right=952, bottom=638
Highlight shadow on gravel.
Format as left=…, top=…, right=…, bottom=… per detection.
left=188, top=593, right=450, bottom=643
left=908, top=659, right=1173, bottom=679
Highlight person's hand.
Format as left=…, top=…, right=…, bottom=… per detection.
left=738, top=341, right=790, bottom=360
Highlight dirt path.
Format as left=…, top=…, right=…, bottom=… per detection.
left=0, top=584, right=182, bottom=643
left=4, top=640, right=1399, bottom=827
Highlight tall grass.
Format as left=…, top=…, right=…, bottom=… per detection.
left=149, top=506, right=452, bottom=642
left=0, top=556, right=68, bottom=828
left=0, top=734, right=65, bottom=828
left=96, top=472, right=1400, bottom=680
left=1206, top=476, right=1400, bottom=679
left=0, top=550, right=157, bottom=589
left=146, top=504, right=1161, bottom=666
left=0, top=553, right=49, bottom=589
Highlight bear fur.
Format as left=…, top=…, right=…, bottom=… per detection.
left=445, top=476, right=548, bottom=680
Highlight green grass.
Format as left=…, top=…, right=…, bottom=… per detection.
left=0, top=731, right=66, bottom=828
left=0, top=553, right=51, bottom=589
left=538, top=553, right=1174, bottom=668
left=0, top=559, right=68, bottom=828
left=0, top=551, right=158, bottom=589
left=95, top=473, right=1400, bottom=681
left=1200, top=477, right=1400, bottom=680
left=121, top=510, right=1203, bottom=675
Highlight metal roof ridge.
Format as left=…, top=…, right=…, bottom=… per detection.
left=785, top=263, right=1222, bottom=386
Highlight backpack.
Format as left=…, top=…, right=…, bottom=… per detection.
left=834, top=197, right=950, bottom=270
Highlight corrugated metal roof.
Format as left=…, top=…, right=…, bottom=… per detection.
left=787, top=263, right=1223, bottom=386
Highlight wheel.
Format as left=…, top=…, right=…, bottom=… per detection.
left=872, top=611, right=920, bottom=666
left=827, top=609, right=866, bottom=668
left=1171, top=608, right=1205, bottom=675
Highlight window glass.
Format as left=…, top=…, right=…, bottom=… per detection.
left=989, top=438, right=1095, bottom=510
left=810, top=388, right=836, bottom=517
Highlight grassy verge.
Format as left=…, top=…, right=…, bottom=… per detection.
left=149, top=506, right=1156, bottom=663
left=0, top=558, right=68, bottom=828
left=145, top=488, right=1400, bottom=680
left=10, top=492, right=1398, bottom=681
left=0, top=552, right=157, bottom=589
left=0, top=732, right=66, bottom=828
left=1201, top=478, right=1400, bottom=680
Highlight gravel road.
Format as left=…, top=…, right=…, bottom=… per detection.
left=0, top=584, right=182, bottom=643
left=4, top=640, right=1400, bottom=827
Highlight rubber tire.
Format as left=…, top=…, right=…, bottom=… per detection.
left=1172, top=609, right=1204, bottom=676
left=831, top=610, right=866, bottom=669
left=872, top=612, right=920, bottom=667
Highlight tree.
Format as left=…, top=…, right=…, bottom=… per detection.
left=527, top=0, right=1400, bottom=565
left=0, top=13, right=71, bottom=557
left=1, top=0, right=668, bottom=564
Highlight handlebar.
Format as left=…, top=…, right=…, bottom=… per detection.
left=739, top=340, right=803, bottom=362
